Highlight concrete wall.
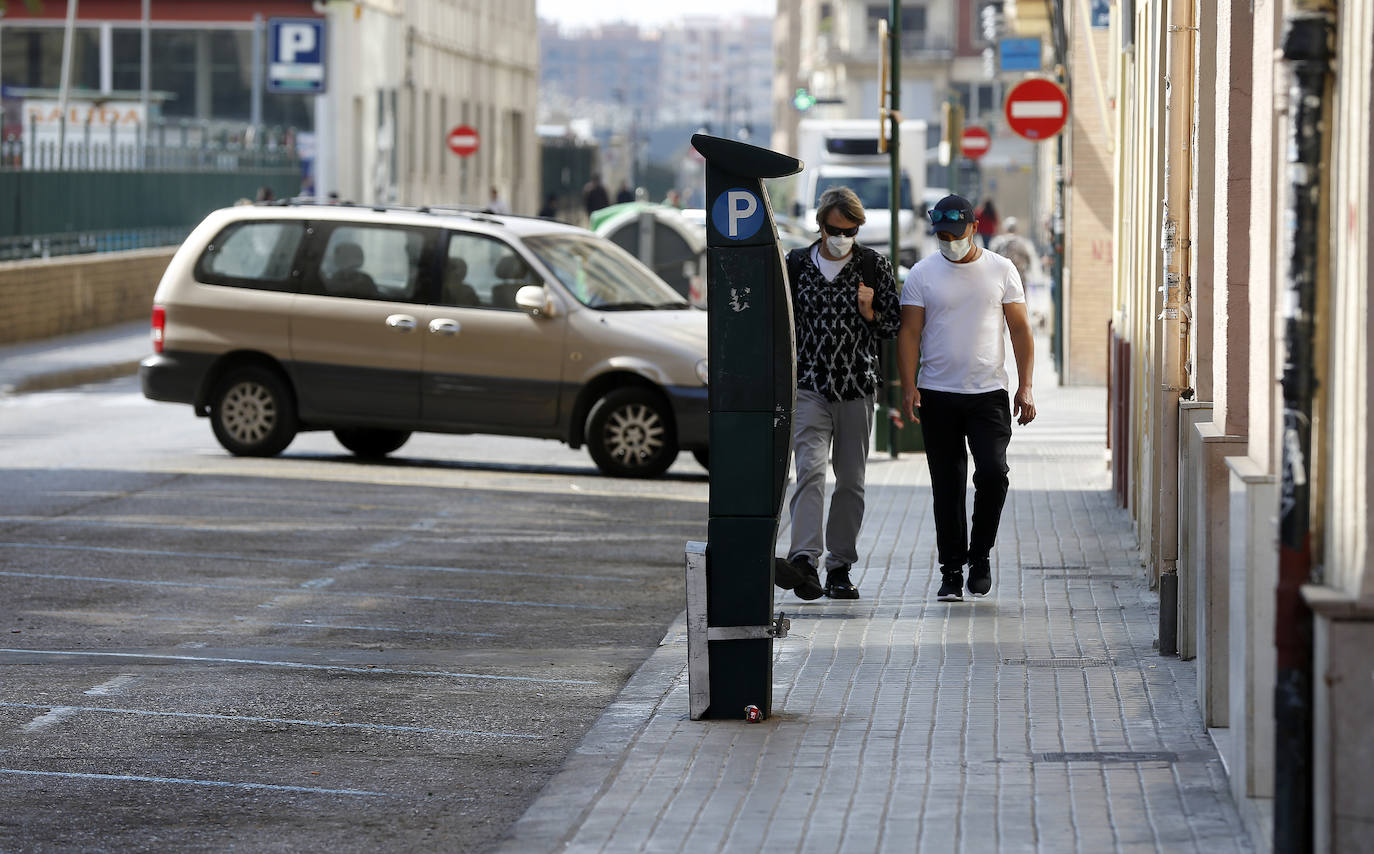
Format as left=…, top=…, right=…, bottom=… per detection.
left=0, top=249, right=173, bottom=346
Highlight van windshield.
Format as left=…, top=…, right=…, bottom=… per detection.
left=814, top=173, right=914, bottom=210
left=524, top=234, right=690, bottom=310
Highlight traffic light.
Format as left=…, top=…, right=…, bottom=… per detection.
left=793, top=88, right=817, bottom=112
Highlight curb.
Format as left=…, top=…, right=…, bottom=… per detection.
left=4, top=360, right=142, bottom=396
left=490, top=611, right=689, bottom=853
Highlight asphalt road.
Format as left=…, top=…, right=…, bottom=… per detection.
left=0, top=376, right=709, bottom=852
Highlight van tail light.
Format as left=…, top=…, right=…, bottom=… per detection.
left=151, top=305, right=165, bottom=354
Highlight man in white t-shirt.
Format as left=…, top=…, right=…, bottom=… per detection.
left=897, top=194, right=1037, bottom=601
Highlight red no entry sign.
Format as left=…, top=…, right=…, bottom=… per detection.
left=961, top=126, right=992, bottom=160
left=447, top=125, right=480, bottom=157
left=1004, top=78, right=1069, bottom=141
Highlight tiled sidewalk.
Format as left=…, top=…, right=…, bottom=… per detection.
left=496, top=383, right=1251, bottom=854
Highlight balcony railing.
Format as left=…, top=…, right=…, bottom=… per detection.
left=829, top=31, right=954, bottom=64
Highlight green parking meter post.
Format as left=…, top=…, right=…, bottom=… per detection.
left=686, top=134, right=801, bottom=721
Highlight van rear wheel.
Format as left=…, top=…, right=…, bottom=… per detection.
left=209, top=366, right=297, bottom=457
left=586, top=387, right=678, bottom=478
left=334, top=428, right=411, bottom=459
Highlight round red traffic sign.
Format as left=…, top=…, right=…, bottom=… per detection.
left=447, top=124, right=480, bottom=157
left=961, top=126, right=992, bottom=160
left=1004, top=78, right=1069, bottom=141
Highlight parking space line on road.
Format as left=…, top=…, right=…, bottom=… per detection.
left=20, top=706, right=76, bottom=732
left=30, top=612, right=506, bottom=639
left=0, top=702, right=541, bottom=739
left=83, top=674, right=138, bottom=695
left=0, top=768, right=395, bottom=797
left=0, top=542, right=632, bottom=583
left=0, top=649, right=599, bottom=686
left=0, top=570, right=621, bottom=611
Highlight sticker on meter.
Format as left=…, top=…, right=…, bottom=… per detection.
left=710, top=188, right=765, bottom=241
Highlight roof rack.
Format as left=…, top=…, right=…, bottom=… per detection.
left=257, top=198, right=555, bottom=226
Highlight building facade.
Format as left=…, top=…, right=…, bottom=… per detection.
left=321, top=0, right=538, bottom=213
left=1057, top=0, right=1374, bottom=849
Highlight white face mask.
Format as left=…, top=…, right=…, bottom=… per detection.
left=938, top=235, right=974, bottom=262
left=825, top=235, right=855, bottom=257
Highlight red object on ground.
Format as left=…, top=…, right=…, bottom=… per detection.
left=1004, top=78, right=1070, bottom=141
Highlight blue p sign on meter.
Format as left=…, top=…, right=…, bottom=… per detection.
left=711, top=188, right=766, bottom=241
left=268, top=18, right=327, bottom=94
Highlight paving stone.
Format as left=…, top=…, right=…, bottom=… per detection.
left=494, top=382, right=1252, bottom=853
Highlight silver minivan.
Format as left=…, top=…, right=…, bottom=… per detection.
left=140, top=203, right=708, bottom=477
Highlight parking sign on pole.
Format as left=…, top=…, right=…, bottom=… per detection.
left=268, top=18, right=327, bottom=94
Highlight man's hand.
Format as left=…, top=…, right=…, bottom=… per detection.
left=1014, top=386, right=1036, bottom=425
left=902, top=386, right=921, bottom=424
left=857, top=282, right=875, bottom=321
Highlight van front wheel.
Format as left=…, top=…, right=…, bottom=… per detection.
left=586, top=388, right=678, bottom=478
left=209, top=366, right=298, bottom=457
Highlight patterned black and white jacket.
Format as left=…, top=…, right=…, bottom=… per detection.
left=785, top=241, right=902, bottom=402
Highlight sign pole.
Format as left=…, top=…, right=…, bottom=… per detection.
left=57, top=0, right=78, bottom=168
left=250, top=14, right=264, bottom=130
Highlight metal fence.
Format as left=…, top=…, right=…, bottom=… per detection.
left=0, top=120, right=299, bottom=173
left=0, top=120, right=301, bottom=260
left=0, top=226, right=191, bottom=262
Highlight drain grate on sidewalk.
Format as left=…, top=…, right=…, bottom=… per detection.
left=1003, top=656, right=1115, bottom=667
left=1037, top=751, right=1178, bottom=763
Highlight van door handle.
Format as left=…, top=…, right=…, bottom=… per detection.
left=428, top=318, right=461, bottom=336
left=385, top=314, right=417, bottom=332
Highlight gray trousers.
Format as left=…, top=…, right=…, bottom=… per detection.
left=788, top=389, right=875, bottom=571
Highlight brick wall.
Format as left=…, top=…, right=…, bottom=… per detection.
left=0, top=249, right=175, bottom=345
left=1064, top=24, right=1116, bottom=386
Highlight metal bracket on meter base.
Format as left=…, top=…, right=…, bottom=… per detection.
left=686, top=541, right=791, bottom=720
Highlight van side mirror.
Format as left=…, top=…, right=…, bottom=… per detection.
left=515, top=285, right=551, bottom=317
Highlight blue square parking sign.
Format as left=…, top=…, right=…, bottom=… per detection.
left=268, top=18, right=327, bottom=94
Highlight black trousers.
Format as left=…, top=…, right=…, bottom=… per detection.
left=917, top=388, right=1013, bottom=568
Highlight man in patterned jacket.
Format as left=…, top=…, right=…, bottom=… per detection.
left=773, top=186, right=902, bottom=601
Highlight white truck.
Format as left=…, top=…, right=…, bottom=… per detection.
left=792, top=118, right=930, bottom=268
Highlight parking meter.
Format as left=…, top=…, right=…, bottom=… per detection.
left=685, top=134, right=802, bottom=720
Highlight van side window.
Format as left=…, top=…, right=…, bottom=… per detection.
left=440, top=232, right=542, bottom=310
left=313, top=225, right=433, bottom=302
left=196, top=221, right=305, bottom=290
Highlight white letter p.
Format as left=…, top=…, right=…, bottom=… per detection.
left=281, top=24, right=317, bottom=63
left=726, top=191, right=758, bottom=238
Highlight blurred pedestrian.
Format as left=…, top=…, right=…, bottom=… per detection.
left=583, top=174, right=610, bottom=216
left=973, top=198, right=999, bottom=247
left=538, top=193, right=558, bottom=218
left=898, top=194, right=1037, bottom=603
left=615, top=182, right=635, bottom=204
left=255, top=186, right=275, bottom=203
left=663, top=189, right=682, bottom=208
left=988, top=217, right=1035, bottom=282
left=775, top=186, right=902, bottom=602
left=487, top=186, right=510, bottom=215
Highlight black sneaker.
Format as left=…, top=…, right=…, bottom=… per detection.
left=967, top=557, right=992, bottom=597
left=824, top=566, right=860, bottom=600
left=787, top=555, right=825, bottom=601
left=937, top=566, right=964, bottom=602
